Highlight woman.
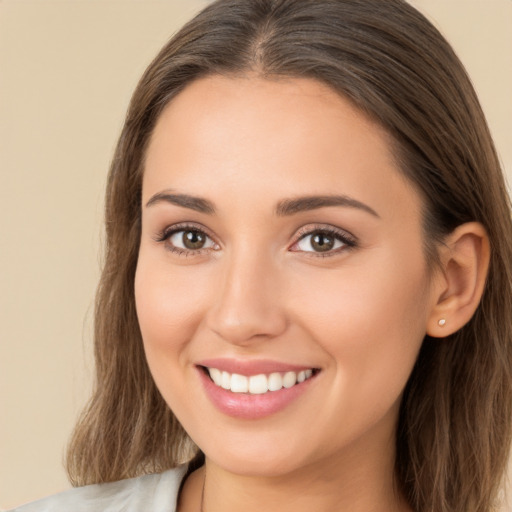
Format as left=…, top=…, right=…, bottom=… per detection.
left=12, top=0, right=512, bottom=511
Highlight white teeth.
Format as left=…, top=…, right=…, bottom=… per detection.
left=268, top=372, right=283, bottom=391
left=249, top=374, right=268, bottom=394
left=206, top=367, right=316, bottom=394
left=209, top=368, right=222, bottom=386
left=230, top=373, right=249, bottom=393
left=221, top=371, right=231, bottom=390
left=282, top=371, right=296, bottom=388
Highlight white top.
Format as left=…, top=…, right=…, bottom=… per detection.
left=8, top=466, right=188, bottom=512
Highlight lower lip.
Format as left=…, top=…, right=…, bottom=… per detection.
left=197, top=367, right=317, bottom=419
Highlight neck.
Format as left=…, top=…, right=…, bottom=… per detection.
left=201, top=458, right=406, bottom=512
left=180, top=442, right=411, bottom=512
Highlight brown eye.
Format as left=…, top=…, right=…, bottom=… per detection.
left=310, top=233, right=335, bottom=252
left=182, top=230, right=206, bottom=249
left=168, top=228, right=217, bottom=252
left=293, top=228, right=352, bottom=255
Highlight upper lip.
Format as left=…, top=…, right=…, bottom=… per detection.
left=196, top=358, right=318, bottom=376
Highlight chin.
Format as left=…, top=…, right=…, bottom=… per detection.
left=209, top=452, right=309, bottom=478
left=196, top=429, right=317, bottom=478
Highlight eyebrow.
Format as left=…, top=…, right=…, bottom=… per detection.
left=145, top=192, right=215, bottom=214
left=145, top=191, right=379, bottom=218
left=275, top=195, right=379, bottom=218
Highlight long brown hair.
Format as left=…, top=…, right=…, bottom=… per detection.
left=67, top=1, right=512, bottom=510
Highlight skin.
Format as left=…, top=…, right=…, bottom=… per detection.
left=135, top=75, right=487, bottom=512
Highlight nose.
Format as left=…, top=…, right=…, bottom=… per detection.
left=205, top=248, right=288, bottom=345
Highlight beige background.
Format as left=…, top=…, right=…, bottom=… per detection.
left=1, top=0, right=511, bottom=509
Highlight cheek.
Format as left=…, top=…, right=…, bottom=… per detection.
left=134, top=256, right=218, bottom=427
left=134, top=254, right=209, bottom=383
left=289, top=248, right=429, bottom=406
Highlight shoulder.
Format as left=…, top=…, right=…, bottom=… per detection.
left=8, top=466, right=188, bottom=512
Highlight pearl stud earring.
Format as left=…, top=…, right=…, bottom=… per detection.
left=438, top=318, right=446, bottom=326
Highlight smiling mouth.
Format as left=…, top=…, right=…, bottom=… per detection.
left=200, top=366, right=320, bottom=395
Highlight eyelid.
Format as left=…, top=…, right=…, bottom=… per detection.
left=153, top=222, right=220, bottom=254
left=152, top=221, right=357, bottom=257
left=290, top=224, right=357, bottom=255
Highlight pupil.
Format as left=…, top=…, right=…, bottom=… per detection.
left=183, top=230, right=205, bottom=249
left=312, top=233, right=334, bottom=252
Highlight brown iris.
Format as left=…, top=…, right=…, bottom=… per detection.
left=182, top=230, right=207, bottom=250
left=310, top=232, right=335, bottom=252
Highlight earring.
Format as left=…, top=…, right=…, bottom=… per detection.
left=438, top=318, right=446, bottom=326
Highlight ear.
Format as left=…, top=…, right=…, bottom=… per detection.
left=427, top=222, right=490, bottom=338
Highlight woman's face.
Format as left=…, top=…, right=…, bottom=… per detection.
left=135, top=76, right=438, bottom=477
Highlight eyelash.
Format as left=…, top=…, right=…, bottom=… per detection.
left=153, top=222, right=218, bottom=257
left=153, top=223, right=357, bottom=258
left=292, top=224, right=357, bottom=257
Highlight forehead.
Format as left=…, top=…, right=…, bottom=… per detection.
left=143, top=75, right=421, bottom=221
